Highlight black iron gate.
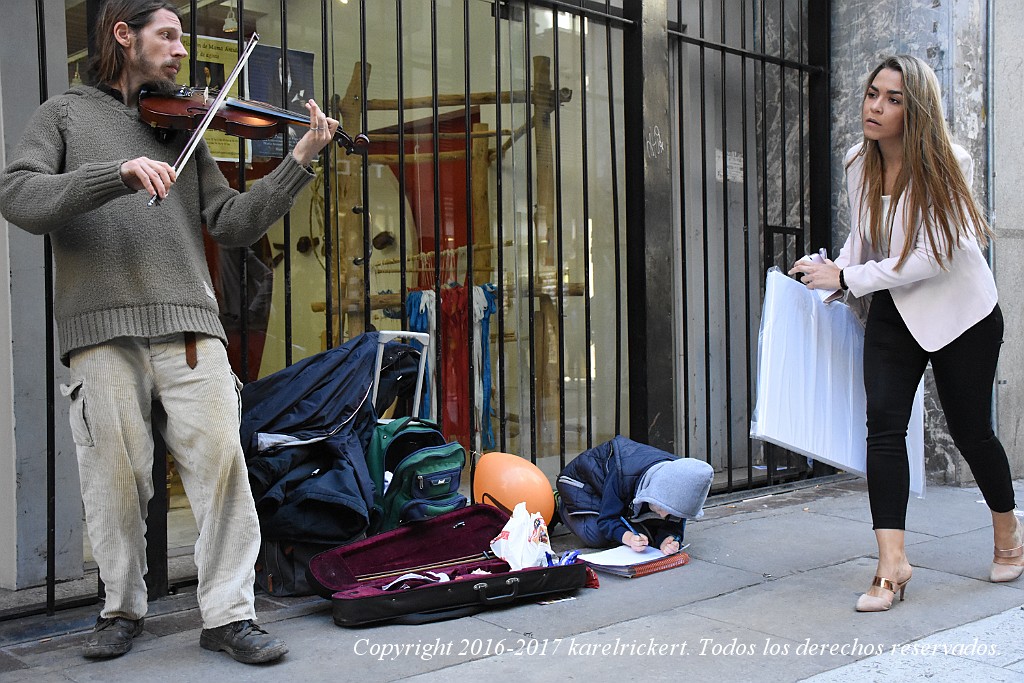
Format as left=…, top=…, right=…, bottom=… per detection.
left=666, top=0, right=830, bottom=493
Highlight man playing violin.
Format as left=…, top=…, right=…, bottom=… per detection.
left=0, top=0, right=338, bottom=664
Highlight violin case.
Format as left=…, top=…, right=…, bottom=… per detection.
left=307, top=505, right=591, bottom=626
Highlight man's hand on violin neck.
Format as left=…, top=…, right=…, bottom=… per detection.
left=291, top=99, right=339, bottom=167
left=120, top=157, right=176, bottom=200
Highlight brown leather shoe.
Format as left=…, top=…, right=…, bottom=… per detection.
left=199, top=620, right=288, bottom=664
left=82, top=616, right=144, bottom=659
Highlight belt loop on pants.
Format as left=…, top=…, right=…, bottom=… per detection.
left=184, top=332, right=198, bottom=369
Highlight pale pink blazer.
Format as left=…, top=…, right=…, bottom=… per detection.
left=834, top=142, right=998, bottom=352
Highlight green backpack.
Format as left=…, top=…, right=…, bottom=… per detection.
left=366, top=417, right=467, bottom=534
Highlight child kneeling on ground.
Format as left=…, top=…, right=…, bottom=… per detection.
left=556, top=436, right=714, bottom=554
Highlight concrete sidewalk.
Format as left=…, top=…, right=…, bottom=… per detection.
left=2, top=478, right=1024, bottom=682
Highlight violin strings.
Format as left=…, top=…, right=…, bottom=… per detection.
left=225, top=96, right=309, bottom=126
left=232, top=97, right=293, bottom=116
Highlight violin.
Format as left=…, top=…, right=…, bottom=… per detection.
left=142, top=33, right=367, bottom=207
left=139, top=87, right=370, bottom=155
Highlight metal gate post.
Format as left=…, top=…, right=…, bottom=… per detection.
left=808, top=0, right=832, bottom=255
left=623, top=0, right=676, bottom=451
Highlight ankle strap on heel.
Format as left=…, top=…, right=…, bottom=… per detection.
left=871, top=576, right=898, bottom=592
left=994, top=544, right=1024, bottom=559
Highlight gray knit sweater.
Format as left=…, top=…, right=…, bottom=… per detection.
left=0, top=85, right=313, bottom=364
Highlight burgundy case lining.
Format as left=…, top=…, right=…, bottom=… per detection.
left=309, top=505, right=531, bottom=600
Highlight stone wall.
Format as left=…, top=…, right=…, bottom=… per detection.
left=830, top=0, right=1014, bottom=486
left=992, top=1, right=1024, bottom=483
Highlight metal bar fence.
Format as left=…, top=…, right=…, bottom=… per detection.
left=668, top=0, right=823, bottom=492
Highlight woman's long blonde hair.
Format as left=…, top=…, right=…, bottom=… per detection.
left=848, top=55, right=991, bottom=268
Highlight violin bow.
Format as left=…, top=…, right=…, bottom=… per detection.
left=148, top=32, right=261, bottom=207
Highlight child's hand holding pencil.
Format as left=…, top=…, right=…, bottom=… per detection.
left=620, top=516, right=649, bottom=552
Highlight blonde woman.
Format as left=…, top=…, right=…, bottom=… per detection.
left=790, top=55, right=1019, bottom=611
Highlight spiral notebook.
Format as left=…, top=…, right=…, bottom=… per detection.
left=577, top=545, right=690, bottom=578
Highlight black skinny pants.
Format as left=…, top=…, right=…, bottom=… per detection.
left=864, top=289, right=1013, bottom=529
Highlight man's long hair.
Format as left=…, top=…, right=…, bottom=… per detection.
left=84, top=0, right=181, bottom=86
left=848, top=55, right=992, bottom=269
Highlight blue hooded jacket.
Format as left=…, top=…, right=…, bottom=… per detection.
left=557, top=436, right=679, bottom=546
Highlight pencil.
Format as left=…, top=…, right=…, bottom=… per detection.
left=620, top=516, right=640, bottom=536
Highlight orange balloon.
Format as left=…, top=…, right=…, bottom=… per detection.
left=473, top=451, right=555, bottom=523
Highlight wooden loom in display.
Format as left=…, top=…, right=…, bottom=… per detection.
left=313, top=57, right=581, bottom=438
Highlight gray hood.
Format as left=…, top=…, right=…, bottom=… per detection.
left=632, top=458, right=715, bottom=520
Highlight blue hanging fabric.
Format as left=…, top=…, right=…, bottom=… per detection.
left=404, top=284, right=496, bottom=440
left=479, top=283, right=497, bottom=449
left=406, top=290, right=433, bottom=419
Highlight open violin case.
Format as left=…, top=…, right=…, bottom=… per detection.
left=307, top=505, right=590, bottom=626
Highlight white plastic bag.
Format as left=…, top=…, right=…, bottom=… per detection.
left=750, top=268, right=925, bottom=497
left=489, top=502, right=553, bottom=571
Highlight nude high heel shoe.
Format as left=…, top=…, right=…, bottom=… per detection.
left=990, top=520, right=1024, bottom=583
left=855, top=575, right=911, bottom=612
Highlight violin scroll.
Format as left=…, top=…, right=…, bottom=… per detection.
left=342, top=132, right=370, bottom=155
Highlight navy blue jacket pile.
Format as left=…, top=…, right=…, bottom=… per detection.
left=240, top=332, right=420, bottom=544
